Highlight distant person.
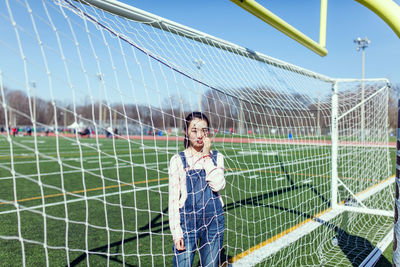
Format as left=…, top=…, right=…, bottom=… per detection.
left=26, top=126, right=32, bottom=136
left=79, top=128, right=90, bottom=138
left=169, top=112, right=225, bottom=267
left=12, top=127, right=17, bottom=137
left=106, top=126, right=113, bottom=138
left=0, top=126, right=4, bottom=133
left=114, top=128, right=118, bottom=139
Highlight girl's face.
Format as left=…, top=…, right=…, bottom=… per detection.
left=187, top=118, right=209, bottom=149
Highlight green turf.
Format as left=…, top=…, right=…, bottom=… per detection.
left=0, top=134, right=395, bottom=266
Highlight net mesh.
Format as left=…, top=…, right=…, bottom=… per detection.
left=0, top=0, right=393, bottom=266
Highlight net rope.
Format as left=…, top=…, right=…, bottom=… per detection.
left=0, top=0, right=393, bottom=266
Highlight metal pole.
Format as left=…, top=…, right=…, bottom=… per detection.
left=331, top=81, right=339, bottom=209
left=239, top=100, right=244, bottom=135
left=230, top=0, right=328, bottom=56
left=193, top=59, right=205, bottom=112
left=361, top=48, right=365, bottom=141
left=31, top=81, right=36, bottom=123
left=354, top=37, right=369, bottom=141
left=64, top=112, right=67, bottom=129
left=97, top=74, right=103, bottom=127
left=394, top=99, right=400, bottom=265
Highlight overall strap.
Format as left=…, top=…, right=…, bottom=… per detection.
left=211, top=150, right=218, bottom=166
left=178, top=151, right=188, bottom=169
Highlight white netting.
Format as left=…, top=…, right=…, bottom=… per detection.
left=0, top=0, right=393, bottom=266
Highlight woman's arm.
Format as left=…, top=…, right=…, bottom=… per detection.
left=168, top=155, right=184, bottom=242
left=204, top=153, right=225, bottom=192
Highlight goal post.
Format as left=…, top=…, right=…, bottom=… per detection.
left=0, top=0, right=394, bottom=266
left=394, top=99, right=400, bottom=266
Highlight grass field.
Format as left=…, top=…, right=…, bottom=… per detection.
left=0, top=134, right=395, bottom=266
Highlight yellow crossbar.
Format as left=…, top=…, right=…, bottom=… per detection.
left=230, top=0, right=328, bottom=56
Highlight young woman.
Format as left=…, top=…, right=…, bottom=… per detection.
left=168, top=112, right=225, bottom=267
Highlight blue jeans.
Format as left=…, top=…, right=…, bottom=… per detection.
left=173, top=151, right=225, bottom=267
left=173, top=212, right=225, bottom=267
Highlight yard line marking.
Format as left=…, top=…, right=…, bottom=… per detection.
left=70, top=142, right=103, bottom=147
left=0, top=160, right=169, bottom=181
left=0, top=177, right=169, bottom=205
left=238, top=151, right=259, bottom=155
left=140, top=146, right=178, bottom=150
left=247, top=175, right=259, bottom=179
left=0, top=183, right=168, bottom=215
left=262, top=152, right=278, bottom=156
left=0, top=165, right=128, bottom=181
left=21, top=140, right=45, bottom=144
left=86, top=160, right=114, bottom=164
left=4, top=165, right=282, bottom=205
left=275, top=177, right=285, bottom=181
left=0, top=148, right=169, bottom=160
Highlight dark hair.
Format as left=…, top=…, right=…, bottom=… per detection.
left=183, top=112, right=210, bottom=149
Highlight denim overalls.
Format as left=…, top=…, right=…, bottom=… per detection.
left=173, top=150, right=225, bottom=267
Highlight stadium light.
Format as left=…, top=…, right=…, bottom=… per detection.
left=97, top=73, right=103, bottom=127
left=192, top=59, right=205, bottom=112
left=354, top=37, right=370, bottom=141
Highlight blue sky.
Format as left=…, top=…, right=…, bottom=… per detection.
left=1, top=0, right=399, bottom=108
left=124, top=0, right=400, bottom=85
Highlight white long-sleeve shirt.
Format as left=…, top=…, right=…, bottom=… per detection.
left=168, top=150, right=225, bottom=242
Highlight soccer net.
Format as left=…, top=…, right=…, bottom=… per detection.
left=0, top=0, right=393, bottom=266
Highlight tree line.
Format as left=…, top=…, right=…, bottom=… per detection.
left=0, top=84, right=398, bottom=136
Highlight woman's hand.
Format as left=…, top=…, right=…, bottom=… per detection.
left=175, top=238, right=185, bottom=251
left=202, top=137, right=211, bottom=156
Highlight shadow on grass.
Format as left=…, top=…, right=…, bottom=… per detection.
left=68, top=160, right=387, bottom=266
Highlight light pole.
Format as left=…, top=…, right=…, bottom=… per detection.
left=97, top=73, right=103, bottom=128
left=31, top=81, right=37, bottom=123
left=192, top=59, right=205, bottom=112
left=354, top=37, right=370, bottom=141
left=61, top=111, right=67, bottom=130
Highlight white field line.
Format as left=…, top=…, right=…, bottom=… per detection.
left=231, top=209, right=343, bottom=267
left=252, top=139, right=394, bottom=149
left=0, top=148, right=170, bottom=159
left=0, top=150, right=334, bottom=182
left=359, top=228, right=393, bottom=267
left=0, top=161, right=167, bottom=181
left=238, top=151, right=259, bottom=155
left=21, top=140, right=46, bottom=144
left=0, top=149, right=283, bottom=182
left=0, top=183, right=167, bottom=216
left=232, top=175, right=395, bottom=266
left=86, top=160, right=113, bottom=164
left=0, top=167, right=269, bottom=215
left=0, top=150, right=165, bottom=165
